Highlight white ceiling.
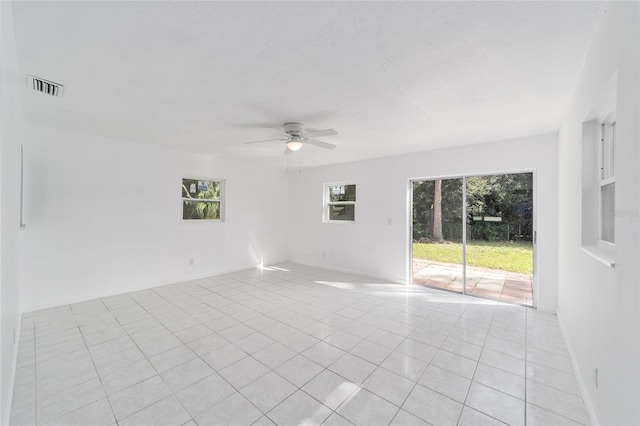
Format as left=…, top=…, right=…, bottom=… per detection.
left=12, top=1, right=606, bottom=168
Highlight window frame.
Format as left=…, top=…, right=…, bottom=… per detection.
left=323, top=182, right=356, bottom=223
left=598, top=119, right=615, bottom=246
left=181, top=176, right=225, bottom=222
left=579, top=72, right=616, bottom=267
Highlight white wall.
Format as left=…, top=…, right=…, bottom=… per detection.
left=288, top=132, right=558, bottom=311
left=0, top=2, right=25, bottom=423
left=557, top=2, right=639, bottom=425
left=20, top=124, right=289, bottom=312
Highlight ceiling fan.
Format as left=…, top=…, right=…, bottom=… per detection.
left=245, top=122, right=337, bottom=153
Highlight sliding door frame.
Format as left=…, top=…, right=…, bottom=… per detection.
left=408, top=168, right=538, bottom=308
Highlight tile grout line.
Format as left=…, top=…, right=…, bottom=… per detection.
left=133, top=276, right=338, bottom=423
left=525, top=307, right=528, bottom=426
left=456, top=304, right=496, bottom=425
left=96, top=295, right=174, bottom=425
left=32, top=316, right=38, bottom=426
left=109, top=291, right=211, bottom=424
left=387, top=301, right=487, bottom=425
left=460, top=306, right=532, bottom=425
left=75, top=315, right=119, bottom=426
left=200, top=277, right=346, bottom=424
left=63, top=296, right=192, bottom=423
left=34, top=304, right=108, bottom=426
left=385, top=303, right=452, bottom=425
left=255, top=272, right=407, bottom=423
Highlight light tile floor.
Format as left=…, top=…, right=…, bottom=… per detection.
left=11, top=263, right=588, bottom=426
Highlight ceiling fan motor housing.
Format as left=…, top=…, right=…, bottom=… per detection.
left=283, top=122, right=305, bottom=138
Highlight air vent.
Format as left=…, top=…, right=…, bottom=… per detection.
left=27, top=75, right=64, bottom=98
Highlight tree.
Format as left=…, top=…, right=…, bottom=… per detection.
left=465, top=173, right=533, bottom=241
left=412, top=179, right=463, bottom=242
left=432, top=179, right=444, bottom=242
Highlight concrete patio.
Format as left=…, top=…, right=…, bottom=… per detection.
left=412, top=259, right=533, bottom=306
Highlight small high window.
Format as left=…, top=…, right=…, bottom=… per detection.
left=181, top=178, right=224, bottom=221
left=324, top=183, right=356, bottom=222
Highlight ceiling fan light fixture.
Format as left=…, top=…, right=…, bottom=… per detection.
left=286, top=140, right=303, bottom=151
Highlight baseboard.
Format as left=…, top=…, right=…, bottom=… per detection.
left=288, top=258, right=405, bottom=285
left=536, top=305, right=557, bottom=314
left=21, top=261, right=288, bottom=313
left=557, top=310, right=599, bottom=426
left=3, top=314, right=22, bottom=426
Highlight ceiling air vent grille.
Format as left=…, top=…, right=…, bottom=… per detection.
left=27, top=75, right=64, bottom=98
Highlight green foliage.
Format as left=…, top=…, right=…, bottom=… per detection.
left=181, top=179, right=221, bottom=220
left=468, top=221, right=502, bottom=241
left=412, top=173, right=533, bottom=243
left=413, top=241, right=533, bottom=275
left=466, top=173, right=533, bottom=241
left=182, top=201, right=220, bottom=220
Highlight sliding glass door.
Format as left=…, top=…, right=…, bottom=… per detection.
left=411, top=172, right=534, bottom=307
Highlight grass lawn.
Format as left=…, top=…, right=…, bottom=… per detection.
left=413, top=240, right=533, bottom=275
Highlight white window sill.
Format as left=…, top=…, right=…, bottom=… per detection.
left=580, top=245, right=615, bottom=268
left=323, top=221, right=356, bottom=224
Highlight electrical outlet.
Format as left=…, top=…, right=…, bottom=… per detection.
left=189, top=258, right=194, bottom=266
left=593, top=368, right=598, bottom=388
left=387, top=218, right=392, bottom=225
left=322, top=252, right=326, bottom=258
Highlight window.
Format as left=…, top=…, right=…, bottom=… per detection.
left=600, top=121, right=615, bottom=243
left=580, top=72, right=616, bottom=266
left=181, top=178, right=224, bottom=220
left=324, top=183, right=356, bottom=222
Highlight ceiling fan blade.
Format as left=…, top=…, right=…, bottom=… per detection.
left=269, top=128, right=291, bottom=137
left=303, top=129, right=337, bottom=139
left=305, top=139, right=337, bottom=150
left=245, top=138, right=289, bottom=145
